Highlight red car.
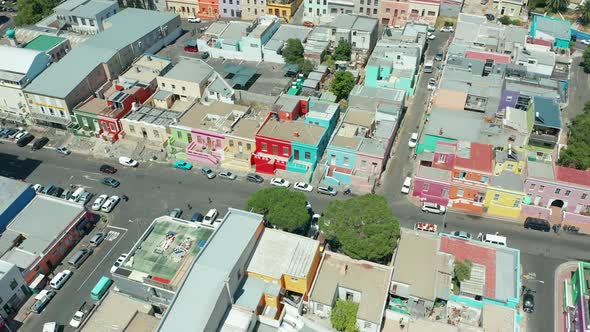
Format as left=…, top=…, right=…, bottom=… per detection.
left=303, top=21, right=315, bottom=28
left=100, top=165, right=117, bottom=174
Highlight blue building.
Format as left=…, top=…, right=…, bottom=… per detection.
left=0, top=177, right=35, bottom=232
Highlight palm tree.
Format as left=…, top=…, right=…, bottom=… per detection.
left=577, top=1, right=590, bottom=25
left=547, top=0, right=569, bottom=13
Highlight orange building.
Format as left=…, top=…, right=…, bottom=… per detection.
left=198, top=0, right=220, bottom=19
left=449, top=142, right=494, bottom=213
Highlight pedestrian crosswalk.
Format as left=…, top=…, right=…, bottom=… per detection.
left=105, top=231, right=120, bottom=242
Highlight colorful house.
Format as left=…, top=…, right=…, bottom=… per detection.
left=493, top=145, right=526, bottom=175
left=223, top=110, right=269, bottom=172
left=530, top=14, right=572, bottom=50
left=198, top=0, right=220, bottom=19
left=527, top=96, right=561, bottom=156
left=484, top=171, right=527, bottom=219
left=168, top=102, right=250, bottom=165
left=412, top=165, right=452, bottom=206
left=73, top=99, right=103, bottom=135
left=364, top=40, right=421, bottom=96
left=266, top=0, right=302, bottom=19
left=273, top=94, right=309, bottom=121
left=564, top=262, right=590, bottom=332
left=449, top=142, right=494, bottom=213
left=246, top=229, right=321, bottom=299
left=304, top=98, right=340, bottom=133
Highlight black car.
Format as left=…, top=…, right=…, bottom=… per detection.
left=51, top=187, right=64, bottom=198
left=16, top=134, right=35, bottom=147
left=523, top=289, right=535, bottom=313
left=101, top=177, right=120, bottom=188
left=485, top=13, right=495, bottom=21
left=31, top=290, right=56, bottom=314
left=246, top=173, right=263, bottom=183
left=524, top=217, right=550, bottom=232
left=191, top=212, right=204, bottom=222
left=32, top=137, right=49, bottom=151
left=100, top=164, right=117, bottom=174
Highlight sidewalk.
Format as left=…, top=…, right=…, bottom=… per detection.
left=554, top=261, right=579, bottom=332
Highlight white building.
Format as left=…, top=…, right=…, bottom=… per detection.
left=0, top=260, right=29, bottom=317
left=0, top=46, right=50, bottom=125
left=54, top=0, right=120, bottom=35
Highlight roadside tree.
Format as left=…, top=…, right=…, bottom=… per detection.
left=245, top=187, right=309, bottom=232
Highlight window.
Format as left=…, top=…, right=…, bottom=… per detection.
left=364, top=321, right=372, bottom=328
left=323, top=9, right=326, bottom=13
left=161, top=82, right=166, bottom=87
left=9, top=279, right=17, bottom=290
left=360, top=0, right=364, bottom=3
left=457, top=189, right=464, bottom=197
left=176, top=131, right=182, bottom=139
left=565, top=190, right=571, bottom=196
left=555, top=188, right=561, bottom=194
left=360, top=160, right=367, bottom=169
left=583, top=193, right=588, bottom=200
left=89, top=19, right=95, bottom=26
left=229, top=140, right=234, bottom=147
left=317, top=303, right=324, bottom=310
left=401, top=10, right=405, bottom=14
left=367, top=0, right=370, bottom=4
left=343, top=157, right=350, bottom=166
left=386, top=8, right=390, bottom=12
left=223, top=8, right=227, bottom=13
left=359, top=7, right=363, bottom=11
left=346, top=291, right=354, bottom=301
left=530, top=183, right=535, bottom=189
left=282, top=146, right=289, bottom=155
left=427, top=10, right=435, bottom=15
left=539, top=185, right=544, bottom=192
left=246, top=143, right=251, bottom=151
left=59, top=110, right=65, bottom=117
left=49, top=108, right=55, bottom=116
left=481, top=176, right=488, bottom=183
left=513, top=199, right=521, bottom=207
left=272, top=145, right=278, bottom=155
left=422, top=183, right=430, bottom=191
left=182, top=86, right=186, bottom=91
left=506, top=164, right=515, bottom=170
left=373, top=8, right=377, bottom=14
left=262, top=143, right=268, bottom=151
left=309, top=7, right=312, bottom=12
left=493, top=193, right=500, bottom=201
left=438, top=154, right=447, bottom=163
left=411, top=9, right=419, bottom=14
left=171, top=84, right=176, bottom=89
left=459, top=171, right=466, bottom=179
left=304, top=151, right=311, bottom=159
left=442, top=188, right=449, bottom=197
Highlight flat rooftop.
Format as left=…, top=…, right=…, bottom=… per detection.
left=0, top=177, right=32, bottom=214
left=75, top=97, right=108, bottom=115
left=162, top=57, right=213, bottom=84
left=23, top=35, right=67, bottom=52
left=81, top=291, right=158, bottom=332
left=247, top=229, right=319, bottom=279
left=124, top=105, right=183, bottom=127
left=227, top=111, right=269, bottom=140
left=120, top=54, right=172, bottom=84
left=123, top=216, right=214, bottom=285
left=258, top=119, right=326, bottom=146
left=176, top=102, right=249, bottom=133
left=526, top=161, right=555, bottom=180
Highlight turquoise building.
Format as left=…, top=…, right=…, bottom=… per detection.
left=364, top=41, right=421, bottom=96
left=530, top=14, right=571, bottom=50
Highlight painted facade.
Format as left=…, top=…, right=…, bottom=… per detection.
left=379, top=0, right=410, bottom=26
left=565, top=262, right=590, bottom=332
left=198, top=0, right=220, bottom=19
left=530, top=14, right=571, bottom=50
left=497, top=0, right=523, bottom=17
left=407, top=0, right=439, bottom=25
left=266, top=0, right=302, bottom=18
left=412, top=165, right=452, bottom=206
left=449, top=142, right=493, bottom=213
left=220, top=0, right=242, bottom=17
left=365, top=41, right=421, bottom=96
left=242, top=0, right=267, bottom=20
left=166, top=0, right=199, bottom=17
left=484, top=172, right=526, bottom=219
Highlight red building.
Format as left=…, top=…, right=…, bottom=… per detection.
left=273, top=94, right=309, bottom=121
left=252, top=113, right=292, bottom=174
left=449, top=142, right=494, bottom=213
left=198, top=0, right=220, bottom=19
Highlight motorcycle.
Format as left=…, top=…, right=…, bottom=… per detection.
left=343, top=188, right=352, bottom=196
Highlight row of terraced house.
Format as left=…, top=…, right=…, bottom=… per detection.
left=410, top=13, right=590, bottom=228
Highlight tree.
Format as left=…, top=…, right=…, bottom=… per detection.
left=319, top=194, right=401, bottom=263
left=330, top=299, right=360, bottom=332
left=245, top=187, right=310, bottom=232
left=15, top=0, right=60, bottom=26
left=577, top=1, right=590, bottom=25
left=298, top=59, right=315, bottom=76
left=330, top=71, right=355, bottom=100
left=547, top=0, right=569, bottom=12
left=498, top=16, right=520, bottom=25
left=282, top=39, right=304, bottom=64
left=323, top=55, right=336, bottom=70
left=583, top=47, right=590, bottom=73
left=333, top=40, right=352, bottom=62
left=558, top=102, right=590, bottom=169
left=454, top=259, right=473, bottom=283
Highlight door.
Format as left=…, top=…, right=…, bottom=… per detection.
left=207, top=137, right=212, bottom=149
left=534, top=196, right=541, bottom=205
left=294, top=150, right=300, bottom=160
left=238, top=142, right=243, bottom=153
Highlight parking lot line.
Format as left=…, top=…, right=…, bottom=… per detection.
left=76, top=229, right=127, bottom=292
left=107, top=225, right=128, bottom=231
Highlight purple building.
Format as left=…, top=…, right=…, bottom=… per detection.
left=219, top=0, right=242, bottom=17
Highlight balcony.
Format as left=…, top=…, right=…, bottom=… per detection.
left=529, top=132, right=559, bottom=145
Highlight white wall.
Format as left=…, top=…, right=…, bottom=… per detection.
left=0, top=263, right=28, bottom=317
left=0, top=86, right=28, bottom=114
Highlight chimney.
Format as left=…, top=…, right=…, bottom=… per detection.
left=294, top=131, right=299, bottom=137
left=340, top=264, right=348, bottom=275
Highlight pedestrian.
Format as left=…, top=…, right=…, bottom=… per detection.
left=188, top=203, right=192, bottom=210
left=208, top=197, right=212, bottom=204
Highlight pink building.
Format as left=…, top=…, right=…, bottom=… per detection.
left=380, top=0, right=410, bottom=27
left=407, top=0, right=440, bottom=25
left=412, top=165, right=452, bottom=206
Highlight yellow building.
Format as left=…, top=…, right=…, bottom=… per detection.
left=484, top=172, right=527, bottom=219
left=493, top=145, right=526, bottom=175
left=222, top=110, right=268, bottom=172
left=266, top=0, right=302, bottom=19
left=246, top=228, right=321, bottom=297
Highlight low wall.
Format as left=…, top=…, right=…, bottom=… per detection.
left=520, top=204, right=551, bottom=220
left=563, top=212, right=590, bottom=226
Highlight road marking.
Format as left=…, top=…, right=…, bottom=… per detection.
left=106, top=231, right=120, bottom=241
left=108, top=225, right=128, bottom=231
left=83, top=175, right=100, bottom=182
left=76, top=229, right=126, bottom=292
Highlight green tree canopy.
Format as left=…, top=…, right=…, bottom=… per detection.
left=330, top=71, right=355, bottom=100
left=583, top=47, right=590, bottom=73
left=282, top=39, right=304, bottom=64
left=298, top=59, right=315, bottom=76
left=454, top=259, right=473, bottom=282
left=577, top=1, right=590, bottom=25
left=15, top=0, right=60, bottom=26
left=333, top=40, right=352, bottom=61
left=319, top=194, right=400, bottom=263
left=558, top=102, right=590, bottom=169
left=330, top=299, right=360, bottom=332
left=245, top=187, right=310, bottom=232
left=547, top=0, right=569, bottom=12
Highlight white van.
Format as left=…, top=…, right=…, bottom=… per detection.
left=69, top=187, right=85, bottom=202
left=401, top=177, right=412, bottom=194
left=482, top=234, right=506, bottom=246
left=424, top=58, right=434, bottom=73
left=43, top=322, right=58, bottom=332
left=50, top=270, right=72, bottom=289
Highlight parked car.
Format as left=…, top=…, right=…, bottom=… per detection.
left=3, top=128, right=18, bottom=138
left=401, top=176, right=412, bottom=194
left=440, top=26, right=454, bottom=32
left=303, top=21, right=315, bottom=27
left=92, top=195, right=108, bottom=211
left=187, top=16, right=201, bottom=23
left=581, top=39, right=590, bottom=46
left=31, top=137, right=49, bottom=151
left=61, top=190, right=72, bottom=200
left=294, top=182, right=313, bottom=192
left=101, top=195, right=121, bottom=213
left=452, top=231, right=472, bottom=240
left=101, top=177, right=120, bottom=188
left=89, top=232, right=106, bottom=246
left=191, top=212, right=204, bottom=222
left=247, top=173, right=263, bottom=183
left=110, top=253, right=128, bottom=274
left=118, top=156, right=138, bottom=167
left=51, top=187, right=64, bottom=198
left=49, top=270, right=72, bottom=289
left=201, top=168, right=216, bottom=179
left=421, top=202, right=446, bottom=214
left=523, top=289, right=535, bottom=313
left=427, top=78, right=437, bottom=90
left=79, top=191, right=93, bottom=205
left=14, top=130, right=28, bottom=140
left=169, top=208, right=183, bottom=218
left=435, top=48, right=444, bottom=61
left=0, top=128, right=10, bottom=137
left=270, top=177, right=290, bottom=188
left=8, top=127, right=23, bottom=139
left=204, top=209, right=218, bottom=225
left=31, top=290, right=56, bottom=314
left=42, top=184, right=55, bottom=195
left=523, top=217, right=550, bottom=232
left=485, top=13, right=495, bottom=21
left=99, top=164, right=117, bottom=174
left=219, top=171, right=237, bottom=180
left=174, top=161, right=193, bottom=170
left=317, top=185, right=337, bottom=196
left=32, top=184, right=43, bottom=193
left=427, top=32, right=436, bottom=40
left=56, top=146, right=71, bottom=155
left=408, top=132, right=418, bottom=148
left=16, top=133, right=35, bottom=147
left=201, top=52, right=209, bottom=59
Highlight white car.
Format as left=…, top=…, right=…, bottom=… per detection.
left=118, top=156, right=138, bottom=167
left=69, top=311, right=84, bottom=328
left=401, top=176, right=412, bottom=194
left=92, top=194, right=108, bottom=211
left=427, top=78, right=437, bottom=90
left=14, top=130, right=28, bottom=140
left=408, top=132, right=418, bottom=148
left=422, top=202, right=446, bottom=214
left=440, top=26, right=454, bottom=32
left=110, top=253, right=128, bottom=274
left=204, top=208, right=219, bottom=225
left=427, top=32, right=436, bottom=40
left=581, top=39, right=590, bottom=46
left=270, top=177, right=290, bottom=188
left=56, top=146, right=71, bottom=155
left=187, top=16, right=201, bottom=23
left=294, top=182, right=313, bottom=192
left=32, top=184, right=43, bottom=193
left=101, top=195, right=121, bottom=213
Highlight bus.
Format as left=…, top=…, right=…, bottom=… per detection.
left=90, top=276, right=113, bottom=301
